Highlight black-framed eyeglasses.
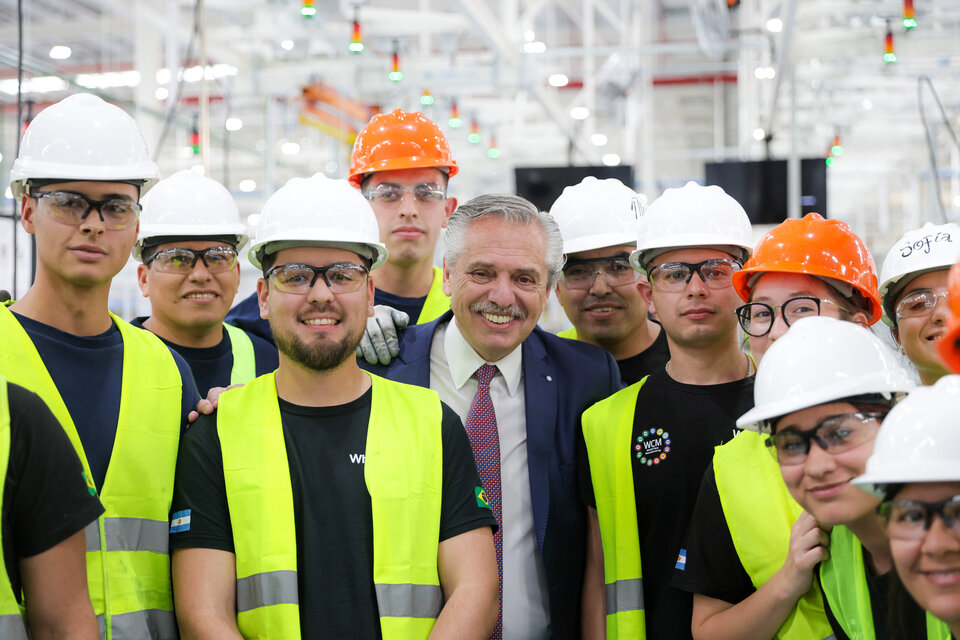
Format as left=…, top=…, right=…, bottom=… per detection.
left=880, top=494, right=960, bottom=541
left=561, top=256, right=638, bottom=290
left=736, top=296, right=847, bottom=337
left=265, top=262, right=369, bottom=295
left=765, top=411, right=887, bottom=466
left=647, top=258, right=742, bottom=292
left=896, top=288, right=949, bottom=320
left=362, top=183, right=446, bottom=205
left=32, top=190, right=141, bottom=230
left=145, top=246, right=238, bottom=274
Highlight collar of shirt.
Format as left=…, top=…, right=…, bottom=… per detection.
left=443, top=317, right=523, bottom=395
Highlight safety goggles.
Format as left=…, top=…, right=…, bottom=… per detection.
left=736, top=296, right=847, bottom=337
left=32, top=190, right=141, bottom=230
left=896, top=288, right=949, bottom=320
left=647, top=258, right=741, bottom=293
left=362, top=183, right=446, bottom=205
left=880, top=494, right=960, bottom=541
left=765, top=411, right=886, bottom=466
left=265, top=262, right=369, bottom=295
left=561, top=256, right=638, bottom=290
left=146, top=246, right=238, bottom=274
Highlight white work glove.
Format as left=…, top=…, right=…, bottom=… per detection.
left=357, top=305, right=410, bottom=365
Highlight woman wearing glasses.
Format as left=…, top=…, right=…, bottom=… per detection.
left=737, top=317, right=953, bottom=638
left=854, top=375, right=959, bottom=638
left=879, top=223, right=960, bottom=386
left=674, top=213, right=885, bottom=639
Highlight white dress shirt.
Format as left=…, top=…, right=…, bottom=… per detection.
left=429, top=318, right=551, bottom=640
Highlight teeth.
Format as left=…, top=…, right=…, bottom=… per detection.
left=591, top=307, right=616, bottom=312
left=185, top=293, right=215, bottom=299
left=304, top=318, right=337, bottom=325
left=482, top=312, right=513, bottom=324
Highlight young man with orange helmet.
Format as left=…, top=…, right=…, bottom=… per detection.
left=673, top=213, right=883, bottom=639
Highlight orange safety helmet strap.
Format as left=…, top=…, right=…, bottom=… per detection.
left=937, top=259, right=960, bottom=374
left=349, top=109, right=458, bottom=187
left=731, top=213, right=882, bottom=324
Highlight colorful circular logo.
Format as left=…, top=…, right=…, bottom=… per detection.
left=635, top=428, right=671, bottom=466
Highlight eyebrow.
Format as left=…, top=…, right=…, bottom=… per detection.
left=753, top=291, right=819, bottom=303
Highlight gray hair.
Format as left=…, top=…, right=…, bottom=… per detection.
left=444, top=194, right=565, bottom=288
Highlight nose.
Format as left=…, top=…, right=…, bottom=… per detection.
left=921, top=514, right=960, bottom=554
left=684, top=270, right=709, bottom=297
left=487, top=274, right=516, bottom=306
left=397, top=191, right=419, bottom=218
left=931, top=294, right=950, bottom=326
left=306, top=274, right=336, bottom=305
left=587, top=271, right=613, bottom=296
left=802, top=438, right=838, bottom=479
left=78, top=206, right=106, bottom=235
left=768, top=312, right=790, bottom=341
left=187, top=257, right=213, bottom=282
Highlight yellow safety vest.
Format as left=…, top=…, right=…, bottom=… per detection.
left=0, top=379, right=29, bottom=640
left=820, top=525, right=953, bottom=640
left=557, top=326, right=578, bottom=340
left=713, top=430, right=834, bottom=639
left=581, top=379, right=648, bottom=639
left=222, top=323, right=256, bottom=385
left=0, top=305, right=182, bottom=639
left=217, top=372, right=444, bottom=639
left=417, top=266, right=450, bottom=324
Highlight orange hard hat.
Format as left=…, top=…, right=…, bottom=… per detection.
left=731, top=212, right=883, bottom=324
left=348, top=108, right=458, bottom=187
left=937, top=259, right=960, bottom=374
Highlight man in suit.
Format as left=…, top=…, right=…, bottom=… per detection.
left=366, top=194, right=622, bottom=639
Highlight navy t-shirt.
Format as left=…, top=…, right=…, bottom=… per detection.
left=224, top=292, right=273, bottom=345
left=131, top=318, right=279, bottom=397
left=373, top=289, right=427, bottom=325
left=12, top=312, right=201, bottom=489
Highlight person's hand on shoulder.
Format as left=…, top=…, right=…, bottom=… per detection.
left=357, top=305, right=410, bottom=365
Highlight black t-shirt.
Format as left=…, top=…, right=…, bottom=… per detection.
left=819, top=548, right=927, bottom=640
left=580, top=369, right=754, bottom=640
left=373, top=289, right=427, bottom=325
left=3, top=383, right=105, bottom=601
left=171, top=389, right=497, bottom=639
left=131, top=318, right=279, bottom=397
left=12, top=312, right=201, bottom=489
left=672, top=465, right=755, bottom=602
left=616, top=328, right=671, bottom=386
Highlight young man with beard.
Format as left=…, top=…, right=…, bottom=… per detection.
left=1, top=93, right=200, bottom=639
left=169, top=174, right=498, bottom=639
left=579, top=182, right=754, bottom=639
left=132, top=170, right=278, bottom=397
left=550, top=177, right=668, bottom=384
left=367, top=194, right=622, bottom=640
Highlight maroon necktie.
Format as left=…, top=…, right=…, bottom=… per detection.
left=464, top=363, right=502, bottom=639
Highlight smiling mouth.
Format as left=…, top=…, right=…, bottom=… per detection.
left=184, top=292, right=218, bottom=300
left=481, top=312, right=515, bottom=324
left=303, top=318, right=338, bottom=326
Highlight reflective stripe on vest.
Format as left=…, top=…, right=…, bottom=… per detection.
left=821, top=526, right=954, bottom=640
left=97, top=609, right=178, bottom=639
left=0, top=379, right=29, bottom=639
left=223, top=323, right=257, bottom=386
left=581, top=379, right=647, bottom=639
left=417, top=266, right=451, bottom=324
left=218, top=372, right=444, bottom=639
left=557, top=326, right=578, bottom=340
left=0, top=306, right=182, bottom=640
left=714, top=430, right=834, bottom=640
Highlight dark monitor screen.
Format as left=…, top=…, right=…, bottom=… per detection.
left=514, top=165, right=634, bottom=212
left=704, top=159, right=827, bottom=224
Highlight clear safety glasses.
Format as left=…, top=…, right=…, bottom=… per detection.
left=561, top=257, right=638, bottom=290
left=33, top=190, right=141, bottom=230
left=146, top=247, right=238, bottom=274
left=880, top=495, right=960, bottom=541
left=647, top=259, right=741, bottom=293
left=362, top=183, right=446, bottom=206
left=765, top=412, right=886, bottom=466
left=265, top=262, right=369, bottom=295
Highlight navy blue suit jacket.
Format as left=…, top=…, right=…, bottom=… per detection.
left=365, top=311, right=622, bottom=638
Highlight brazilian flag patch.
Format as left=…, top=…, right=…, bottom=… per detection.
left=82, top=471, right=97, bottom=497
left=475, top=486, right=491, bottom=510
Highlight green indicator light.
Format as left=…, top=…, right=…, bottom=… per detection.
left=301, top=7, right=316, bottom=17
left=883, top=52, right=897, bottom=63
left=389, top=71, right=403, bottom=82
left=448, top=117, right=462, bottom=128
left=348, top=42, right=364, bottom=53
left=420, top=95, right=434, bottom=106
left=903, top=18, right=917, bottom=29
left=487, top=148, right=501, bottom=159
left=825, top=157, right=835, bottom=167
left=830, top=145, right=844, bottom=156
left=468, top=133, right=481, bottom=144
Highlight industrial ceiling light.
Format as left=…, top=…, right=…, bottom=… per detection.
left=548, top=74, right=569, bottom=87
left=49, top=45, right=71, bottom=60
left=570, top=106, right=589, bottom=120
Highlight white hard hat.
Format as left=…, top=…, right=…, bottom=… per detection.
left=549, top=177, right=643, bottom=255
left=854, top=374, right=960, bottom=497
left=737, top=317, right=916, bottom=433
left=629, top=181, right=753, bottom=274
left=133, top=170, right=248, bottom=262
left=248, top=173, right=387, bottom=270
left=10, top=93, right=160, bottom=199
left=878, top=222, right=960, bottom=326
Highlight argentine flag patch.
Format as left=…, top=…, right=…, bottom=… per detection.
left=170, top=509, right=192, bottom=533
left=675, top=548, right=687, bottom=571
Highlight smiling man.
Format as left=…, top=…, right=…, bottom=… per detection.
left=550, top=177, right=668, bottom=384
left=132, top=170, right=278, bottom=396
left=169, top=175, right=498, bottom=639
left=579, top=181, right=754, bottom=639
left=367, top=194, right=622, bottom=639
left=0, top=93, right=200, bottom=639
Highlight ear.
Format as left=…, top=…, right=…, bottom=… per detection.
left=256, top=278, right=270, bottom=320
left=442, top=197, right=457, bottom=227
left=891, top=326, right=902, bottom=348
left=850, top=310, right=870, bottom=328
left=20, top=196, right=36, bottom=235
left=367, top=275, right=376, bottom=317
left=136, top=264, right=150, bottom=297
left=637, top=278, right=655, bottom=313
left=441, top=257, right=452, bottom=297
